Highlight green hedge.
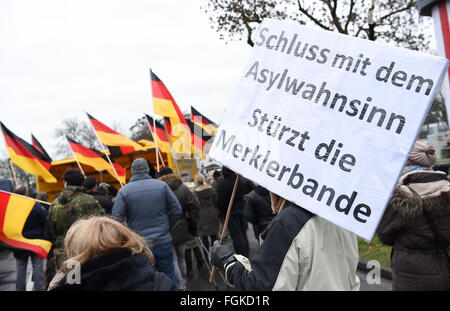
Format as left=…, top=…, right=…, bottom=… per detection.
left=358, top=235, right=392, bottom=267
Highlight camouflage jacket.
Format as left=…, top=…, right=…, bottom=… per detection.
left=46, top=186, right=104, bottom=265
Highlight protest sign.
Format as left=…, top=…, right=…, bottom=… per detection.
left=209, top=18, right=449, bottom=240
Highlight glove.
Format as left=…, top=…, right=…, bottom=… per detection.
left=210, top=239, right=236, bottom=271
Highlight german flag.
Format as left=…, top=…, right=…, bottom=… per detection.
left=31, top=134, right=52, bottom=162
left=150, top=70, right=191, bottom=156
left=1, top=122, right=56, bottom=183
left=191, top=106, right=218, bottom=135
left=86, top=113, right=146, bottom=155
left=186, top=119, right=214, bottom=159
left=110, top=161, right=127, bottom=185
left=145, top=114, right=171, bottom=154
left=163, top=117, right=172, bottom=136
left=0, top=191, right=52, bottom=259
left=67, top=137, right=126, bottom=185
left=161, top=115, right=192, bottom=156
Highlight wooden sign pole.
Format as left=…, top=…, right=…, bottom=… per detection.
left=209, top=174, right=240, bottom=283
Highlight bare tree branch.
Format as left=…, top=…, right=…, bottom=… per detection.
left=203, top=0, right=430, bottom=50
left=378, top=1, right=416, bottom=23
left=297, top=0, right=332, bottom=31
left=344, top=0, right=356, bottom=33
left=325, top=0, right=345, bottom=33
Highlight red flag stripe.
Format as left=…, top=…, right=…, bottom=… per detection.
left=150, top=73, right=188, bottom=127
left=112, top=162, right=126, bottom=177
left=119, top=146, right=136, bottom=155
left=2, top=129, right=51, bottom=170
left=89, top=117, right=120, bottom=135
left=4, top=134, right=35, bottom=159
left=68, top=140, right=102, bottom=159
left=438, top=2, right=450, bottom=83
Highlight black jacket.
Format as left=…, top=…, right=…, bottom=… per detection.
left=86, top=190, right=113, bottom=214
left=50, top=249, right=177, bottom=291
left=194, top=186, right=220, bottom=237
left=159, top=174, right=200, bottom=245
left=14, top=202, right=48, bottom=259
left=216, top=169, right=253, bottom=218
left=244, top=186, right=275, bottom=236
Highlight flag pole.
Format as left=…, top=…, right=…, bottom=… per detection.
left=277, top=199, right=287, bottom=214
left=149, top=69, right=162, bottom=172
left=84, top=116, right=124, bottom=188
left=1, top=134, right=18, bottom=186
left=0, top=190, right=51, bottom=206
left=152, top=117, right=161, bottom=171
left=66, top=137, right=86, bottom=178
left=209, top=173, right=240, bottom=283
left=162, top=121, right=181, bottom=176
left=144, top=114, right=165, bottom=171
left=8, top=159, right=18, bottom=186
left=94, top=139, right=123, bottom=188
left=156, top=130, right=166, bottom=167
left=157, top=147, right=165, bottom=168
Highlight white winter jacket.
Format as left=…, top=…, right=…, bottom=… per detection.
left=225, top=203, right=360, bottom=291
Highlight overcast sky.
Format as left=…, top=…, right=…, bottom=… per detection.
left=0, top=1, right=439, bottom=163
left=0, top=0, right=252, bottom=160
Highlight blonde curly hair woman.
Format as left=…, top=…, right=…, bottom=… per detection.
left=48, top=216, right=177, bottom=291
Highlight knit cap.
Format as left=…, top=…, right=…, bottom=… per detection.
left=131, top=158, right=150, bottom=175
left=406, top=140, right=436, bottom=168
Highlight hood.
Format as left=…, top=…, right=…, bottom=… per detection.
left=195, top=184, right=214, bottom=194
left=222, top=166, right=235, bottom=179
left=159, top=173, right=182, bottom=190
left=57, top=186, right=83, bottom=205
left=254, top=185, right=269, bottom=196
left=389, top=170, right=450, bottom=219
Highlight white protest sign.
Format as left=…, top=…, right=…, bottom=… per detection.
left=209, top=18, right=449, bottom=241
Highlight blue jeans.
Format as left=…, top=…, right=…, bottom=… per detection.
left=173, top=243, right=186, bottom=290
left=152, top=242, right=178, bottom=288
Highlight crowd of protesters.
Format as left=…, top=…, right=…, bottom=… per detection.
left=1, top=140, right=449, bottom=291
